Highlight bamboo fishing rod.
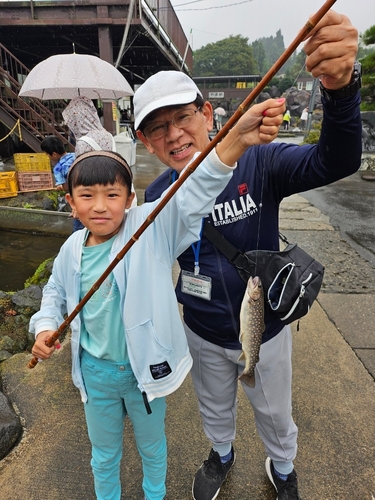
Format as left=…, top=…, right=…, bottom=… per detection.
left=28, top=0, right=337, bottom=369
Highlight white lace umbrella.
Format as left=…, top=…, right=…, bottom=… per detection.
left=214, top=107, right=227, bottom=117
left=19, top=53, right=134, bottom=100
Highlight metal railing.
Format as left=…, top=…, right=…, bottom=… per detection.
left=0, top=43, right=71, bottom=151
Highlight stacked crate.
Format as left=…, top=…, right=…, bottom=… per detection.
left=14, top=153, right=54, bottom=192
left=0, top=171, right=18, bottom=198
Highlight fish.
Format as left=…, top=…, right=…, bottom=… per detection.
left=238, top=276, right=265, bottom=388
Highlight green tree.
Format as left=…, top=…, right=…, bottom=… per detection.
left=357, top=45, right=374, bottom=59
left=360, top=25, right=375, bottom=110
left=264, top=76, right=295, bottom=95
left=256, top=30, right=286, bottom=73
left=193, top=35, right=256, bottom=76
left=193, top=31, right=291, bottom=77
left=251, top=40, right=266, bottom=74
left=277, top=77, right=295, bottom=94
left=361, top=25, right=375, bottom=45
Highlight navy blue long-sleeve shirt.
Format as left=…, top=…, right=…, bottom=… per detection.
left=145, top=94, right=362, bottom=349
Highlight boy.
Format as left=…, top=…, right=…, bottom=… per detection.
left=40, top=135, right=75, bottom=191
left=30, top=98, right=284, bottom=500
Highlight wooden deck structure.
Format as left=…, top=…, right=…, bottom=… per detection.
left=0, top=0, right=192, bottom=81
left=0, top=0, right=193, bottom=154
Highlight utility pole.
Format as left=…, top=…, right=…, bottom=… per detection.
left=304, top=77, right=319, bottom=138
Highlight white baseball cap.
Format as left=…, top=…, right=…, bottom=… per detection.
left=134, top=71, right=203, bottom=130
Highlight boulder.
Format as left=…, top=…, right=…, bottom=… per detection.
left=11, top=285, right=43, bottom=310
left=361, top=111, right=375, bottom=152
left=283, top=87, right=322, bottom=117
left=0, top=390, right=22, bottom=460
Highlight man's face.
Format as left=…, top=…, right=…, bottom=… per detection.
left=136, top=102, right=213, bottom=173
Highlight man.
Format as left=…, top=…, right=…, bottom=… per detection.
left=300, top=107, right=309, bottom=129
left=134, top=10, right=362, bottom=500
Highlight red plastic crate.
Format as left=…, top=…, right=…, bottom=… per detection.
left=17, top=171, right=54, bottom=192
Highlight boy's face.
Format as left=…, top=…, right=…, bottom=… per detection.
left=46, top=152, right=60, bottom=166
left=65, top=183, right=135, bottom=245
left=136, top=102, right=213, bottom=173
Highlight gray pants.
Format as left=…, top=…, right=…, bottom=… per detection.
left=184, top=323, right=298, bottom=464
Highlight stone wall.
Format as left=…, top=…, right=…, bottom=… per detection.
left=0, top=267, right=54, bottom=460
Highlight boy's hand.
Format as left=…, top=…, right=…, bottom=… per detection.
left=216, top=98, right=285, bottom=166
left=31, top=330, right=61, bottom=360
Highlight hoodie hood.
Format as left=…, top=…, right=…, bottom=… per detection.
left=62, top=96, right=114, bottom=155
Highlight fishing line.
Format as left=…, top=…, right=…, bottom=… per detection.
left=292, top=62, right=307, bottom=86
left=255, top=59, right=305, bottom=271
left=254, top=137, right=266, bottom=276
left=283, top=61, right=308, bottom=100
left=254, top=58, right=307, bottom=272
left=27, top=0, right=338, bottom=369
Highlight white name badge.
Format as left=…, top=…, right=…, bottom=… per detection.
left=181, top=271, right=212, bottom=301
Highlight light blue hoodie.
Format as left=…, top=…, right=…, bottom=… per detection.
left=29, top=150, right=235, bottom=404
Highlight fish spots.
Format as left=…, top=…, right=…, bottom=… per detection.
left=238, top=276, right=265, bottom=388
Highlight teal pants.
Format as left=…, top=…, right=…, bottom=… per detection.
left=81, top=350, right=167, bottom=500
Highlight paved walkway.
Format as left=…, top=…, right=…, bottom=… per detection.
left=0, top=152, right=374, bottom=499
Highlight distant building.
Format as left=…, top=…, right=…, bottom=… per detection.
left=294, top=76, right=315, bottom=92
left=193, top=75, right=261, bottom=103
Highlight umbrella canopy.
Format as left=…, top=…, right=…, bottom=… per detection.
left=19, top=53, right=134, bottom=100
left=214, top=107, right=227, bottom=117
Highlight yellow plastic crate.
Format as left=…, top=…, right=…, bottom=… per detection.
left=13, top=153, right=51, bottom=172
left=17, top=171, right=54, bottom=192
left=0, top=171, right=18, bottom=198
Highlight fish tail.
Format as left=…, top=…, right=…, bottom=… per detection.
left=238, top=371, right=256, bottom=388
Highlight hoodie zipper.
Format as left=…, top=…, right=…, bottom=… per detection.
left=142, top=391, right=152, bottom=415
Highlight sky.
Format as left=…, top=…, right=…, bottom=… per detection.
left=170, top=0, right=375, bottom=52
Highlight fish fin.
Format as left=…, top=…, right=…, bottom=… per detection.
left=238, top=371, right=255, bottom=388
left=238, top=351, right=246, bottom=362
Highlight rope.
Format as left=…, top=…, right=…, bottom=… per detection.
left=0, top=119, right=22, bottom=142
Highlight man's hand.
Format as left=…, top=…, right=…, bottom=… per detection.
left=304, top=10, right=358, bottom=90
left=216, top=98, right=285, bottom=166
left=69, top=209, right=80, bottom=220
left=31, top=330, right=61, bottom=360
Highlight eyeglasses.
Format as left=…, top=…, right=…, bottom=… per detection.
left=143, top=107, right=202, bottom=140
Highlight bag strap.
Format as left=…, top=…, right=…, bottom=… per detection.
left=203, top=221, right=289, bottom=270
left=79, top=135, right=102, bottom=151
left=279, top=231, right=290, bottom=245
left=203, top=220, right=254, bottom=270
left=79, top=135, right=117, bottom=152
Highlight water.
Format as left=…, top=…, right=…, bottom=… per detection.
left=0, top=143, right=166, bottom=293
left=0, top=139, right=302, bottom=293
left=0, top=230, right=66, bottom=291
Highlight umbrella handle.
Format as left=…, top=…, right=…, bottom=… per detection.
left=28, top=0, right=337, bottom=369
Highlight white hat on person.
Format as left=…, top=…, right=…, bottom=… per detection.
left=134, top=71, right=202, bottom=130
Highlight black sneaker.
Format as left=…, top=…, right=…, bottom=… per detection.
left=192, top=447, right=235, bottom=500
left=265, top=457, right=302, bottom=500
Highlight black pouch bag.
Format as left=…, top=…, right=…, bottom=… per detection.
left=237, top=244, right=325, bottom=324
left=203, top=222, right=324, bottom=325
